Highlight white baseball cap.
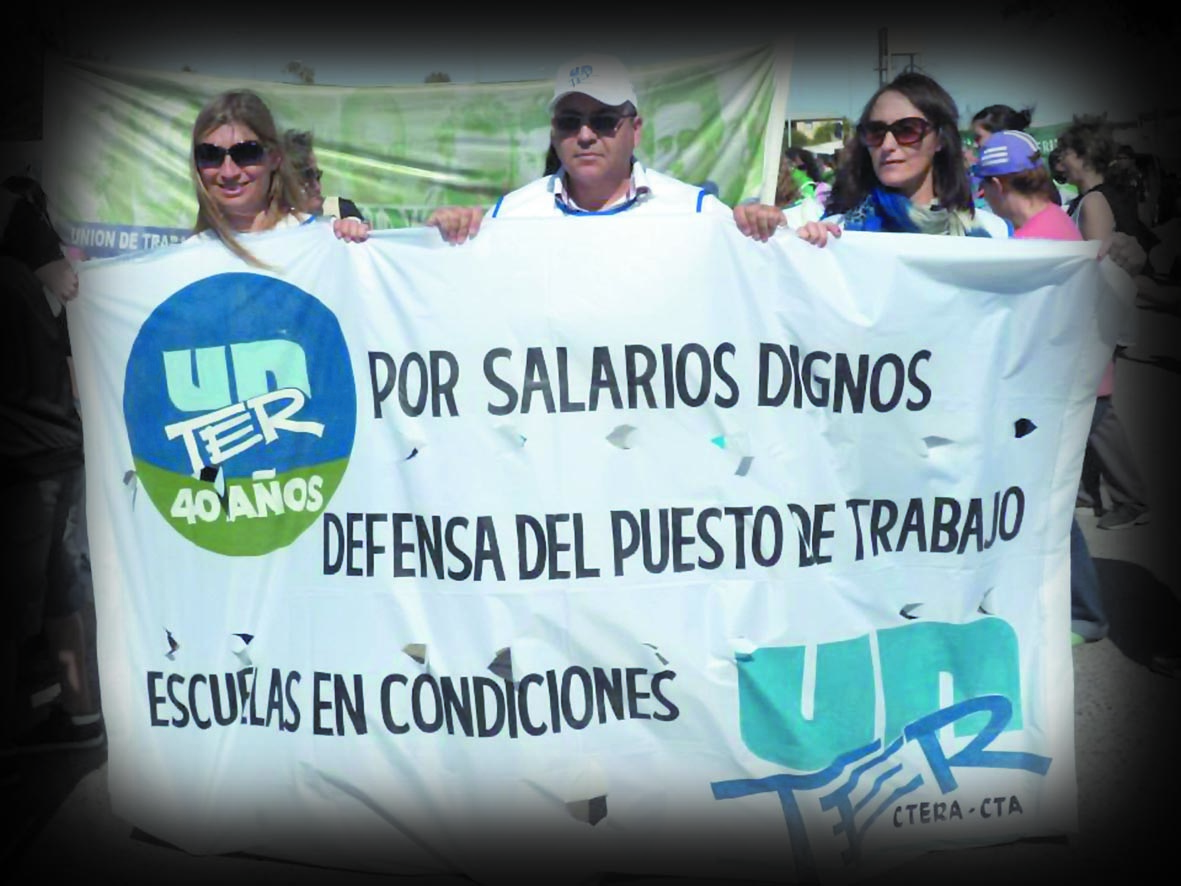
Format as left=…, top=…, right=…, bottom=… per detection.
left=549, top=54, right=638, bottom=111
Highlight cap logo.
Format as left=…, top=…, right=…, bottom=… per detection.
left=973, top=130, right=1041, bottom=177
left=550, top=55, right=636, bottom=112
left=979, top=146, right=1011, bottom=165
left=569, top=65, right=593, bottom=88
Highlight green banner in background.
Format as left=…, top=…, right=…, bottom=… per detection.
left=42, top=46, right=784, bottom=255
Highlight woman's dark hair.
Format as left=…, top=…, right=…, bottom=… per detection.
left=971, top=104, right=1033, bottom=134
left=1046, top=145, right=1076, bottom=192
left=2, top=174, right=60, bottom=238
left=826, top=72, right=975, bottom=216
left=774, top=155, right=802, bottom=207
left=784, top=147, right=823, bottom=183
left=2, top=174, right=48, bottom=214
left=284, top=129, right=316, bottom=177
left=1055, top=114, right=1116, bottom=173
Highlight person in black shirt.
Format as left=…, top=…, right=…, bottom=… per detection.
left=282, top=129, right=365, bottom=222
left=1056, top=118, right=1154, bottom=532
left=0, top=178, right=103, bottom=753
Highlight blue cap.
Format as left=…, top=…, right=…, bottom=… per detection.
left=973, top=130, right=1042, bottom=177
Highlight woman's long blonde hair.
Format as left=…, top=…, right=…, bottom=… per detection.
left=190, top=90, right=310, bottom=265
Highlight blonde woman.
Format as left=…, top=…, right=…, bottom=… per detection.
left=189, top=89, right=367, bottom=264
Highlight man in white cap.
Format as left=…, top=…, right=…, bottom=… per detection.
left=426, top=53, right=736, bottom=242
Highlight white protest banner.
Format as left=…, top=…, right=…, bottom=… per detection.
left=71, top=216, right=1131, bottom=883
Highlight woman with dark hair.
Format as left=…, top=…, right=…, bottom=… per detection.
left=784, top=147, right=823, bottom=188
left=967, top=105, right=1041, bottom=207
left=783, top=146, right=831, bottom=208
left=970, top=104, right=1034, bottom=151
left=774, top=153, right=804, bottom=209
left=1058, top=115, right=1155, bottom=254
left=796, top=72, right=1009, bottom=245
left=1054, top=115, right=1153, bottom=531
left=765, top=152, right=824, bottom=225
left=189, top=90, right=367, bottom=265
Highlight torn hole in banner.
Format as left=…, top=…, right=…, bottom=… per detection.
left=606, top=425, right=637, bottom=450
left=488, top=647, right=513, bottom=683
left=978, top=588, right=995, bottom=615
left=563, top=760, right=609, bottom=825
left=199, top=462, right=226, bottom=497
left=387, top=427, right=426, bottom=463
left=123, top=469, right=138, bottom=508
left=165, top=628, right=179, bottom=659
left=643, top=642, right=669, bottom=666
left=231, top=632, right=255, bottom=667
left=900, top=603, right=922, bottom=620
left=711, top=432, right=754, bottom=475
left=921, top=435, right=953, bottom=455
left=788, top=506, right=813, bottom=563
left=494, top=424, right=528, bottom=450
left=566, top=795, right=608, bottom=826
left=402, top=643, right=428, bottom=667
left=730, top=636, right=757, bottom=662
left=1014, top=418, right=1037, bottom=438
left=198, top=463, right=230, bottom=516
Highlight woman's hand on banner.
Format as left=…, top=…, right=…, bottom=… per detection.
left=1099, top=231, right=1147, bottom=276
left=333, top=217, right=371, bottom=243
left=794, top=220, right=843, bottom=248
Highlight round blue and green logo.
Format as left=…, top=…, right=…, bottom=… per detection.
left=124, top=273, right=355, bottom=556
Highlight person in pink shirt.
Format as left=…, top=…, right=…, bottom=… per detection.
left=974, top=129, right=1115, bottom=644
left=978, top=139, right=1121, bottom=404
left=976, top=132, right=1078, bottom=241
left=977, top=130, right=1148, bottom=524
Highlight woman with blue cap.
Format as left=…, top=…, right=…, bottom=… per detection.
left=974, top=130, right=1076, bottom=239
left=975, top=128, right=1118, bottom=644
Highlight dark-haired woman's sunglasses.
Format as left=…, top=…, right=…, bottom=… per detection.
left=194, top=140, right=267, bottom=169
left=857, top=118, right=932, bottom=148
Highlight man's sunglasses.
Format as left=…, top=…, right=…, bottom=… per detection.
left=552, top=111, right=635, bottom=137
left=194, top=140, right=267, bottom=169
left=302, top=167, right=323, bottom=183
left=857, top=117, right=933, bottom=148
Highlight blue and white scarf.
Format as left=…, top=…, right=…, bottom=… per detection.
left=836, top=187, right=994, bottom=237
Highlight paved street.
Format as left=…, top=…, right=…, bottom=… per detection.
left=4, top=291, right=1180, bottom=885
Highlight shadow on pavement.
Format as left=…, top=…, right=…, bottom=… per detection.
left=1, top=745, right=107, bottom=869
left=1095, top=557, right=1181, bottom=665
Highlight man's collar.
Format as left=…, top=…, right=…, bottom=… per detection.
left=551, top=159, right=652, bottom=213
